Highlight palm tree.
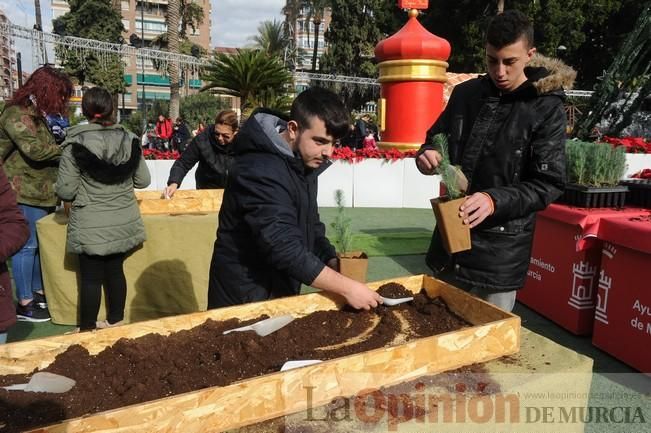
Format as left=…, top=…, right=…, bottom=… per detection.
left=167, top=0, right=181, bottom=120
left=303, top=0, right=330, bottom=72
left=201, top=49, right=293, bottom=113
left=252, top=19, right=289, bottom=58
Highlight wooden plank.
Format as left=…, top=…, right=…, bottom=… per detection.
left=135, top=189, right=224, bottom=215
left=134, top=189, right=224, bottom=200
left=0, top=275, right=520, bottom=433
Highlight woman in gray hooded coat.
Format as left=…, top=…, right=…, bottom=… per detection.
left=56, top=87, right=150, bottom=331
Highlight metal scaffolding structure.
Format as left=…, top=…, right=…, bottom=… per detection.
left=0, top=22, right=594, bottom=99
left=294, top=71, right=380, bottom=87
left=0, top=22, right=204, bottom=70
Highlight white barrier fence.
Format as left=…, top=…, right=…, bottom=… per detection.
left=142, top=153, right=651, bottom=209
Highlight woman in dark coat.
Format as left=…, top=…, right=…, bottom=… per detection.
left=0, top=164, right=29, bottom=343
left=164, top=110, right=239, bottom=197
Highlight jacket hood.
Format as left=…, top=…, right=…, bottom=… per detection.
left=233, top=110, right=294, bottom=158
left=527, top=53, right=576, bottom=95
left=65, top=123, right=136, bottom=165
left=233, top=110, right=331, bottom=176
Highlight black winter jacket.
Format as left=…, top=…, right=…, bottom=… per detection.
left=208, top=111, right=336, bottom=307
left=420, top=55, right=575, bottom=292
left=167, top=125, right=230, bottom=189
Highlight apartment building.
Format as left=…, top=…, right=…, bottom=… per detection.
left=0, top=9, right=18, bottom=100
left=51, top=0, right=212, bottom=112
left=285, top=3, right=331, bottom=71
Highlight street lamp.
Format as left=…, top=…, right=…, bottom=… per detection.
left=129, top=32, right=146, bottom=131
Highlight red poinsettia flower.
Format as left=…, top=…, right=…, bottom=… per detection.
left=142, top=148, right=181, bottom=160
left=330, top=146, right=418, bottom=163
left=602, top=136, right=651, bottom=154
left=631, top=169, right=651, bottom=179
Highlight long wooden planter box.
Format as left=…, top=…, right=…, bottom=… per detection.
left=134, top=189, right=224, bottom=215
left=0, top=275, right=520, bottom=433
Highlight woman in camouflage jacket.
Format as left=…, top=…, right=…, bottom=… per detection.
left=0, top=66, right=73, bottom=322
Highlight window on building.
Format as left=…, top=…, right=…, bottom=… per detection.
left=136, top=58, right=156, bottom=71
left=135, top=20, right=167, bottom=33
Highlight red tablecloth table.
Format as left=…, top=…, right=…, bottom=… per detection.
left=591, top=213, right=651, bottom=373
left=517, top=204, right=648, bottom=335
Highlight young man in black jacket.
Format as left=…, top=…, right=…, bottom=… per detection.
left=416, top=10, right=574, bottom=311
left=208, top=88, right=382, bottom=310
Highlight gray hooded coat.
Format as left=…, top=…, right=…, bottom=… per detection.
left=56, top=123, right=151, bottom=255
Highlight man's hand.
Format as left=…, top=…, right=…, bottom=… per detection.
left=459, top=193, right=494, bottom=228
left=311, top=266, right=382, bottom=310
left=342, top=281, right=383, bottom=310
left=164, top=183, right=178, bottom=199
left=416, top=149, right=443, bottom=175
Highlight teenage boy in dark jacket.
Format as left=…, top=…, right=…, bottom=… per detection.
left=416, top=10, right=574, bottom=311
left=209, top=88, right=382, bottom=310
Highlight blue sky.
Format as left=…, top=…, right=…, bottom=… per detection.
left=2, top=0, right=286, bottom=71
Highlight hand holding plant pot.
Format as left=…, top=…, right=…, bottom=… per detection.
left=428, top=134, right=472, bottom=254
left=331, top=189, right=368, bottom=282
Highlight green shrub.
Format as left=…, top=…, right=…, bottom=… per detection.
left=565, top=140, right=627, bottom=186
left=121, top=111, right=145, bottom=136
left=180, top=93, right=229, bottom=129
left=430, top=133, right=465, bottom=199
left=330, top=189, right=353, bottom=254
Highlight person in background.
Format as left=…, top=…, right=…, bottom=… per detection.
left=56, top=87, right=151, bottom=331
left=172, top=117, right=192, bottom=153
left=353, top=114, right=372, bottom=149
left=208, top=88, right=381, bottom=310
left=192, top=120, right=206, bottom=137
left=362, top=131, right=378, bottom=150
left=340, top=124, right=357, bottom=149
left=0, top=164, right=29, bottom=343
left=0, top=65, right=73, bottom=322
left=141, top=122, right=155, bottom=149
left=45, top=113, right=70, bottom=145
left=154, top=114, right=173, bottom=149
left=164, top=110, right=239, bottom=198
left=416, top=10, right=571, bottom=312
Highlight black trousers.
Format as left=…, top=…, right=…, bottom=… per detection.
left=78, top=253, right=127, bottom=330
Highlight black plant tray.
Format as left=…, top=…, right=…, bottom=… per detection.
left=620, top=179, right=651, bottom=208
left=558, top=183, right=628, bottom=208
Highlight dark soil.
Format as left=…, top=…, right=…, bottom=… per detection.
left=0, top=284, right=470, bottom=433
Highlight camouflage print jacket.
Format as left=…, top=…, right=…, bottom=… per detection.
left=0, top=104, right=62, bottom=207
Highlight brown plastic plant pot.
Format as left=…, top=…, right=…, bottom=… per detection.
left=430, top=196, right=471, bottom=254
left=338, top=251, right=369, bottom=283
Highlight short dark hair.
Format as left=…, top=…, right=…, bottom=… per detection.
left=290, top=87, right=349, bottom=140
left=81, top=87, right=113, bottom=122
left=486, top=10, right=534, bottom=49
